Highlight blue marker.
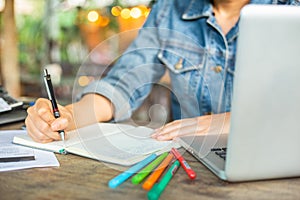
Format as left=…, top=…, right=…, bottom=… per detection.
left=108, top=154, right=157, bottom=189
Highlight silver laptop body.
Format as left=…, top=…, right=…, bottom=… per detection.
left=177, top=5, right=300, bottom=182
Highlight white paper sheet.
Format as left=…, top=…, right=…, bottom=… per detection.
left=0, top=130, right=60, bottom=172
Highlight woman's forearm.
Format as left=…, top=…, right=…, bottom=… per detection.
left=65, top=94, right=114, bottom=129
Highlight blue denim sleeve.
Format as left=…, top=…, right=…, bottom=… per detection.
left=81, top=0, right=168, bottom=121
left=277, top=0, right=300, bottom=5
left=290, top=0, right=300, bottom=5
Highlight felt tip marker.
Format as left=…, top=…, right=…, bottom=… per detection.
left=147, top=160, right=180, bottom=200
left=142, top=152, right=174, bottom=191
left=171, top=148, right=197, bottom=180
left=108, top=154, right=157, bottom=189
left=131, top=152, right=168, bottom=185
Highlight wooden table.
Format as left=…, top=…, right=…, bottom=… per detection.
left=1, top=123, right=300, bottom=200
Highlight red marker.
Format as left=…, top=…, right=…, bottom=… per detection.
left=171, top=148, right=197, bottom=180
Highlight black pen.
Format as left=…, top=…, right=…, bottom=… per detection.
left=43, top=69, right=65, bottom=142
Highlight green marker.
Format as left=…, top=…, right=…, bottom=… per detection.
left=147, top=160, right=180, bottom=200
left=132, top=152, right=168, bottom=185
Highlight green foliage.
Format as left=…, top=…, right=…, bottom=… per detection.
left=17, top=15, right=44, bottom=74
left=57, top=9, right=81, bottom=63
left=16, top=4, right=81, bottom=75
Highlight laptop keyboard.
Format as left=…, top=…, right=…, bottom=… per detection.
left=211, top=147, right=227, bottom=160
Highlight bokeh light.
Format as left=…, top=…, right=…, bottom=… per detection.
left=0, top=0, right=5, bottom=12
left=130, top=7, right=142, bottom=19
left=120, top=8, right=131, bottom=19
left=111, top=6, right=121, bottom=17
left=78, top=76, right=90, bottom=87
left=87, top=10, right=99, bottom=22
left=99, top=16, right=110, bottom=27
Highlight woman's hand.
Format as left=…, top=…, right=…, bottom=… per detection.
left=25, top=94, right=114, bottom=143
left=151, top=112, right=230, bottom=141
left=25, top=98, right=74, bottom=143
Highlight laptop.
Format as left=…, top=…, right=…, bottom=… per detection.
left=0, top=86, right=27, bottom=125
left=0, top=108, right=27, bottom=125
left=176, top=5, right=300, bottom=182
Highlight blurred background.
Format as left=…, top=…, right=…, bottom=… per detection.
left=0, top=0, right=171, bottom=124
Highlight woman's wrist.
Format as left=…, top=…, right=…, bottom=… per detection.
left=66, top=94, right=114, bottom=129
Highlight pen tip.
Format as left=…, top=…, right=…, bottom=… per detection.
left=58, top=130, right=65, bottom=143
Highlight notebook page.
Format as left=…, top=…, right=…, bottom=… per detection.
left=13, top=123, right=135, bottom=153
left=66, top=126, right=177, bottom=166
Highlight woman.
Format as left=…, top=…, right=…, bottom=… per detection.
left=25, top=0, right=299, bottom=143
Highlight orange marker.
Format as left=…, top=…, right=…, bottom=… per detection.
left=142, top=152, right=174, bottom=191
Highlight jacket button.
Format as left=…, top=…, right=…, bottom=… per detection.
left=212, top=65, right=222, bottom=73
left=175, top=58, right=183, bottom=70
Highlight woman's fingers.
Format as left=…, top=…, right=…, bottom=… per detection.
left=152, top=115, right=223, bottom=141
left=25, top=116, right=56, bottom=143
left=152, top=113, right=230, bottom=141
left=152, top=118, right=197, bottom=140
left=25, top=98, right=70, bottom=142
left=35, top=100, right=55, bottom=124
left=154, top=121, right=203, bottom=140
left=153, top=120, right=184, bottom=140
left=51, top=118, right=68, bottom=131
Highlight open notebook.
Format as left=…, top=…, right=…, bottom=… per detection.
left=13, top=123, right=179, bottom=166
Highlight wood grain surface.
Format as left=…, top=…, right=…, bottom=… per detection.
left=1, top=123, right=300, bottom=200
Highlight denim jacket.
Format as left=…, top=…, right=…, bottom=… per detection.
left=82, top=0, right=300, bottom=121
